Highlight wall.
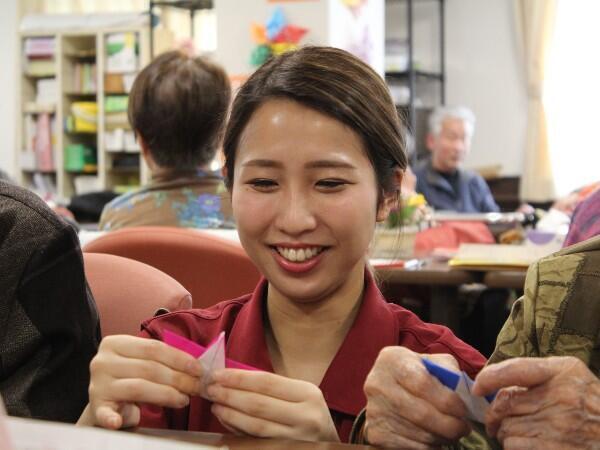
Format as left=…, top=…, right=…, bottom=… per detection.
left=386, top=0, right=527, bottom=175
left=0, top=0, right=18, bottom=176
left=2, top=0, right=527, bottom=178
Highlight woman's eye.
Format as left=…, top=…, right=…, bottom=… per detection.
left=316, top=179, right=347, bottom=190
left=248, top=179, right=278, bottom=191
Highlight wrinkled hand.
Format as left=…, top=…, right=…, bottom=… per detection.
left=363, top=347, right=471, bottom=449
left=78, top=335, right=203, bottom=429
left=472, top=356, right=600, bottom=450
left=206, top=369, right=339, bottom=442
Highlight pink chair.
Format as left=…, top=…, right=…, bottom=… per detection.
left=83, top=227, right=261, bottom=309
left=83, top=252, right=192, bottom=337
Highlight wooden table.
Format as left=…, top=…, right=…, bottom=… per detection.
left=375, top=261, right=527, bottom=331
left=483, top=269, right=527, bottom=290
left=136, top=428, right=376, bottom=449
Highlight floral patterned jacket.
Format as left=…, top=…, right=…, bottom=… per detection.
left=99, top=169, right=234, bottom=231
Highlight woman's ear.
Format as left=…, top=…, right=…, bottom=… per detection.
left=376, top=168, right=404, bottom=222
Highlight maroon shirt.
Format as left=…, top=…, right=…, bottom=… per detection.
left=138, top=271, right=485, bottom=442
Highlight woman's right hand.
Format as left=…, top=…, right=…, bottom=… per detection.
left=78, top=335, right=204, bottom=429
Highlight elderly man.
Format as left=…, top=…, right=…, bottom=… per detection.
left=354, top=235, right=600, bottom=448
left=415, top=106, right=499, bottom=213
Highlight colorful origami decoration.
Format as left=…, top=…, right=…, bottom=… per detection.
left=250, top=6, right=308, bottom=67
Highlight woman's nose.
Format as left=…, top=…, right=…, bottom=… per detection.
left=274, top=191, right=317, bottom=236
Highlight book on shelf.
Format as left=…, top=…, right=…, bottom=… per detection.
left=35, top=78, right=57, bottom=105
left=24, top=37, right=55, bottom=58
left=34, top=113, right=54, bottom=172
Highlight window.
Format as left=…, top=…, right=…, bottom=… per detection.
left=544, top=0, right=600, bottom=196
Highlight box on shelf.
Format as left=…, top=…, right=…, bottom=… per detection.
left=124, top=130, right=138, bottom=152
left=104, top=73, right=136, bottom=93
left=66, top=102, right=97, bottom=133
left=106, top=32, right=138, bottom=73
left=65, top=143, right=97, bottom=173
left=24, top=37, right=55, bottom=58
left=35, top=78, right=58, bottom=105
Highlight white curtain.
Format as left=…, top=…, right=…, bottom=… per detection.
left=514, top=0, right=557, bottom=202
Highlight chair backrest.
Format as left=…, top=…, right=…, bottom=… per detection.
left=83, top=252, right=192, bottom=337
left=83, top=227, right=261, bottom=309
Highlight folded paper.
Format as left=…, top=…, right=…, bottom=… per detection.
left=163, top=329, right=258, bottom=379
left=422, top=358, right=495, bottom=423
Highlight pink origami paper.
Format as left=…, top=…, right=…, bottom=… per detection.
left=163, top=329, right=258, bottom=372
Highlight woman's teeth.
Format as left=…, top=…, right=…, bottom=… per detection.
left=276, top=246, right=323, bottom=262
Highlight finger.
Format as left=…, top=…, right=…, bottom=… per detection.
left=424, top=353, right=461, bottom=371
left=106, top=378, right=190, bottom=409
left=93, top=354, right=203, bottom=396
left=118, top=403, right=141, bottom=428
left=207, top=383, right=319, bottom=428
left=396, top=357, right=468, bottom=418
left=211, top=369, right=306, bottom=402
left=95, top=403, right=125, bottom=429
left=472, top=357, right=562, bottom=396
left=366, top=417, right=439, bottom=450
left=105, top=335, right=203, bottom=377
left=485, top=387, right=522, bottom=437
left=485, top=386, right=542, bottom=437
left=366, top=409, right=452, bottom=447
left=372, top=378, right=471, bottom=441
left=211, top=403, right=293, bottom=440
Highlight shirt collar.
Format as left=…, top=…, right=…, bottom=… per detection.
left=226, top=270, right=398, bottom=417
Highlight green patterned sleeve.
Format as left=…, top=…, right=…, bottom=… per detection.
left=487, top=260, right=541, bottom=365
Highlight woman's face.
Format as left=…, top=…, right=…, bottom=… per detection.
left=232, top=99, right=387, bottom=304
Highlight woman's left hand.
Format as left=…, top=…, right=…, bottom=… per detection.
left=206, top=369, right=340, bottom=442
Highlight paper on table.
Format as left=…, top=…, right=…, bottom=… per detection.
left=6, top=416, right=223, bottom=450
left=422, top=358, right=495, bottom=423
left=0, top=396, right=13, bottom=450
left=448, top=243, right=557, bottom=269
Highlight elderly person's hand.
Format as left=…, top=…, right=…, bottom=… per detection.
left=363, top=346, right=471, bottom=449
left=472, top=356, right=600, bottom=450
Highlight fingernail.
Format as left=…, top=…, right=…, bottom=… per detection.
left=107, top=415, right=120, bottom=429
left=178, top=395, right=190, bottom=408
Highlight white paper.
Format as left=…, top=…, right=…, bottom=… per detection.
left=198, top=331, right=226, bottom=388
left=0, top=397, right=13, bottom=450
left=7, top=416, right=224, bottom=450
left=454, top=373, right=491, bottom=423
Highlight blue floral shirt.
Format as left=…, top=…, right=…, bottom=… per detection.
left=99, top=169, right=234, bottom=231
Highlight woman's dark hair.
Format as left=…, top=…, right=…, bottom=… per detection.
left=128, top=50, right=231, bottom=169
left=223, top=46, right=407, bottom=202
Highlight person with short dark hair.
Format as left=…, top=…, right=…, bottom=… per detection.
left=99, top=50, right=234, bottom=231
left=0, top=180, right=100, bottom=422
left=78, top=46, right=484, bottom=443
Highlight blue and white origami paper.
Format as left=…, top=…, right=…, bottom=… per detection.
left=422, top=358, right=495, bottom=423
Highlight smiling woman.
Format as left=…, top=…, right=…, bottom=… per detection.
left=78, top=46, right=485, bottom=444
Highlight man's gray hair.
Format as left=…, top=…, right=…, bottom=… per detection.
left=428, top=105, right=476, bottom=138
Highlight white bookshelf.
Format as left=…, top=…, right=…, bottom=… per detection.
left=17, top=26, right=150, bottom=201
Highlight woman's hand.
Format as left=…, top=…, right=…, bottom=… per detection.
left=472, top=356, right=600, bottom=450
left=205, top=369, right=340, bottom=442
left=78, top=335, right=204, bottom=429
left=363, top=346, right=471, bottom=449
